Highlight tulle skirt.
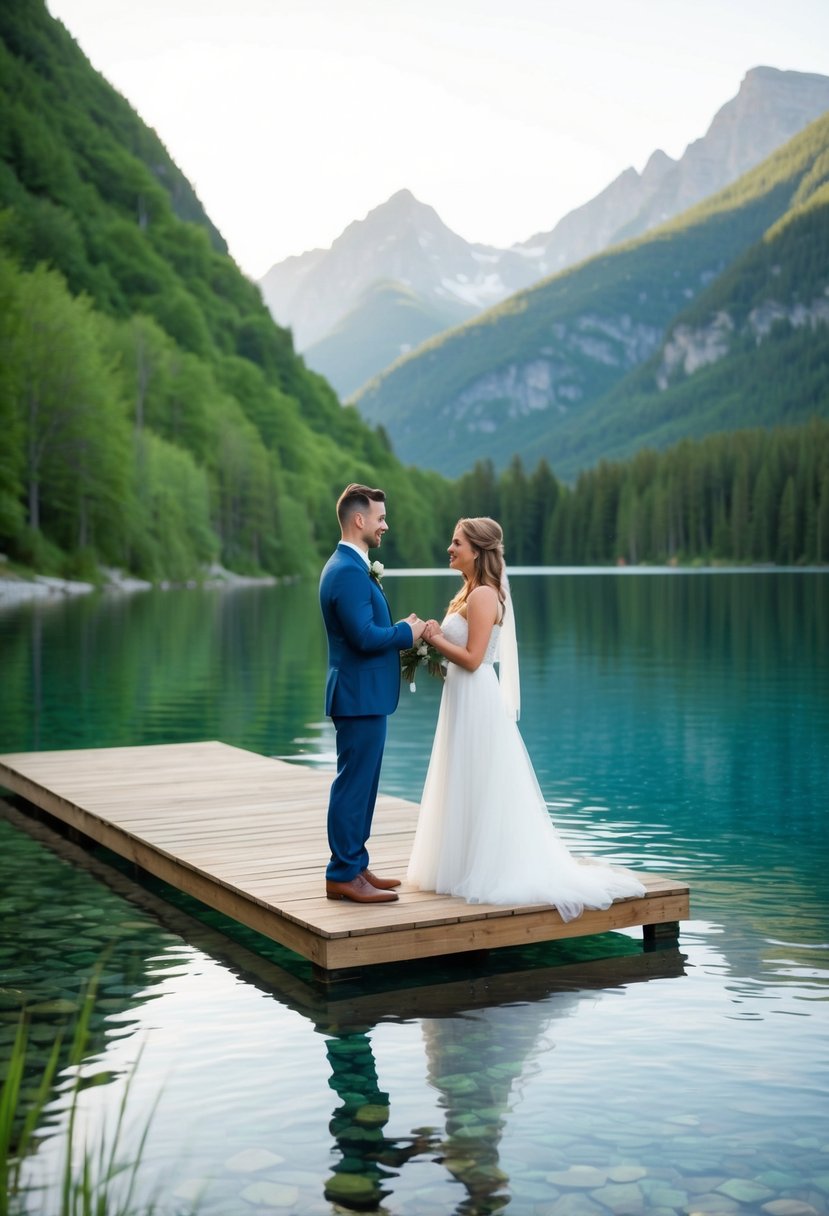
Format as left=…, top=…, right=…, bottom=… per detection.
left=407, top=660, right=646, bottom=922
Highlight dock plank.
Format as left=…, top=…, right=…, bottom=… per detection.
left=0, top=741, right=689, bottom=971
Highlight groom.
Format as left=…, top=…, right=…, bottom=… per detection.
left=319, top=483, right=425, bottom=903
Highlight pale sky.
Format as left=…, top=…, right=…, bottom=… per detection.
left=46, top=0, right=829, bottom=279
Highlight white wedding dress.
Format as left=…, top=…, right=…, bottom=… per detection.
left=407, top=612, right=646, bottom=921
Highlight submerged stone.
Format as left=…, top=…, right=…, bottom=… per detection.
left=172, top=1178, right=208, bottom=1204
left=591, top=1181, right=645, bottom=1214
left=443, top=1155, right=476, bottom=1175
left=609, top=1165, right=648, bottom=1183
left=687, top=1193, right=741, bottom=1213
left=0, top=989, right=27, bottom=1010
left=26, top=998, right=79, bottom=1015
left=536, top=1194, right=606, bottom=1216
left=546, top=1165, right=608, bottom=1188
left=757, top=1170, right=805, bottom=1189
left=435, top=1072, right=479, bottom=1095
left=240, top=1180, right=299, bottom=1207
left=354, top=1104, right=390, bottom=1126
left=645, top=1184, right=687, bottom=1208
left=717, top=1178, right=775, bottom=1204
left=337, top=1125, right=384, bottom=1144
left=684, top=1176, right=730, bottom=1195
left=225, top=1147, right=285, bottom=1172
left=761, top=1200, right=821, bottom=1216
left=323, top=1173, right=381, bottom=1205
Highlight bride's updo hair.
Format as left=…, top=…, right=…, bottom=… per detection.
left=448, top=517, right=506, bottom=616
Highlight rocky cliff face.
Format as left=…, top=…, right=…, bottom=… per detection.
left=656, top=289, right=829, bottom=388
left=448, top=315, right=664, bottom=433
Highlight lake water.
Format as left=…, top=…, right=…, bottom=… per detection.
left=1, top=571, right=827, bottom=1215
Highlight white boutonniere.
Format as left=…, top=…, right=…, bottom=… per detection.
left=369, top=560, right=384, bottom=585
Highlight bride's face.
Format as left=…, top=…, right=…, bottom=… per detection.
left=447, top=529, right=475, bottom=578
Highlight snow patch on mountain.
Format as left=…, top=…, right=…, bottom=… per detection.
left=440, top=273, right=507, bottom=307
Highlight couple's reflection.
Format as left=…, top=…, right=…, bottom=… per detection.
left=320, top=946, right=685, bottom=1214
left=324, top=1030, right=437, bottom=1209
left=323, top=994, right=577, bottom=1214
left=420, top=1003, right=555, bottom=1214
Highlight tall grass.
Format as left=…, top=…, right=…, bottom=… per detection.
left=0, top=971, right=186, bottom=1216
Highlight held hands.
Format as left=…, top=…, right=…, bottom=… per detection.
left=403, top=614, right=443, bottom=645
left=406, top=613, right=427, bottom=642
left=422, top=619, right=442, bottom=644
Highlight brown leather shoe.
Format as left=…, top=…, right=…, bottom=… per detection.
left=326, top=874, right=399, bottom=903
left=362, top=868, right=402, bottom=889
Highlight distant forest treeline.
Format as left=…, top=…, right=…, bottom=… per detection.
left=455, top=418, right=829, bottom=567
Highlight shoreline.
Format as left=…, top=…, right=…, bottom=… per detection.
left=0, top=564, right=279, bottom=608
left=2, top=561, right=824, bottom=608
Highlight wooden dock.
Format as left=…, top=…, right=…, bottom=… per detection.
left=0, top=741, right=689, bottom=975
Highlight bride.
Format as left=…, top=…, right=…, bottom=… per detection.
left=406, top=517, right=646, bottom=921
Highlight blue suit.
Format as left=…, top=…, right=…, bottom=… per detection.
left=319, top=544, right=414, bottom=881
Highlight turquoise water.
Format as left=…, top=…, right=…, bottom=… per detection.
left=0, top=572, right=827, bottom=1214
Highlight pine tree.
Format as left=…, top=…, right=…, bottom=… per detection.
left=777, top=475, right=797, bottom=564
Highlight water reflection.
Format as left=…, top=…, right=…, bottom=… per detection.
left=1, top=572, right=826, bottom=1214
left=2, top=801, right=686, bottom=1214
left=0, top=583, right=328, bottom=756
left=2, top=573, right=826, bottom=781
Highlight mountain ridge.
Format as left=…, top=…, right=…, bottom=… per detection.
left=260, top=66, right=829, bottom=399
left=352, top=109, right=829, bottom=479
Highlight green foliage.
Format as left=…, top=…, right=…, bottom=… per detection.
left=0, top=0, right=466, bottom=579
left=5, top=262, right=132, bottom=547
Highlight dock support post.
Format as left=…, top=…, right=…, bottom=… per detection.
left=643, top=921, right=680, bottom=950
left=312, top=963, right=363, bottom=987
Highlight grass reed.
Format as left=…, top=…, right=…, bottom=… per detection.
left=1, top=969, right=192, bottom=1216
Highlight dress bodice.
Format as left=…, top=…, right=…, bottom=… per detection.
left=441, top=612, right=500, bottom=665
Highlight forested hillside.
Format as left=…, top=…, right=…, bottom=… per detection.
left=354, top=113, right=829, bottom=481
left=456, top=419, right=829, bottom=567
left=0, top=0, right=451, bottom=579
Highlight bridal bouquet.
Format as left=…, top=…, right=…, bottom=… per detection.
left=401, top=640, right=447, bottom=691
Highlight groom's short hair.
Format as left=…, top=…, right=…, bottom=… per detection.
left=337, top=483, right=385, bottom=527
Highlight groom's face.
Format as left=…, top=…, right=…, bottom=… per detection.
left=361, top=499, right=388, bottom=549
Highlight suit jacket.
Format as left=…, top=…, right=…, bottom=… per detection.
left=319, top=544, right=414, bottom=717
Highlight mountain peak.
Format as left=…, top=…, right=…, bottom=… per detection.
left=742, top=64, right=829, bottom=87
left=384, top=187, right=419, bottom=209
left=345, top=188, right=446, bottom=240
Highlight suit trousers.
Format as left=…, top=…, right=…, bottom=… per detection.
left=326, top=714, right=387, bottom=881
